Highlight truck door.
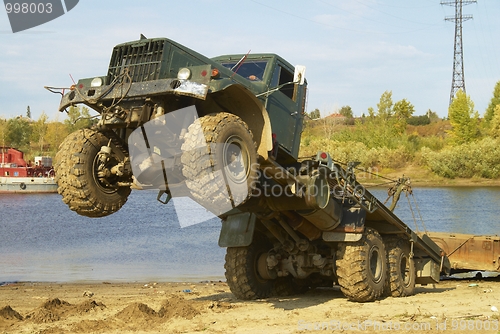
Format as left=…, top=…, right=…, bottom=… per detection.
left=265, top=63, right=305, bottom=160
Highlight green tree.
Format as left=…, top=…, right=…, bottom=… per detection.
left=377, top=91, right=393, bottom=120
left=6, top=117, right=32, bottom=149
left=46, top=118, right=69, bottom=156
left=308, top=108, right=321, bottom=120
left=64, top=106, right=93, bottom=133
left=408, top=115, right=430, bottom=126
left=367, top=106, right=375, bottom=120
left=26, top=106, right=31, bottom=119
left=427, top=109, right=440, bottom=123
left=344, top=92, right=399, bottom=149
left=393, top=99, right=415, bottom=134
left=484, top=80, right=500, bottom=124
left=448, top=90, right=479, bottom=145
left=393, top=99, right=414, bottom=120
left=490, top=105, right=500, bottom=139
left=0, top=118, right=7, bottom=146
left=339, top=105, right=353, bottom=119
left=31, top=112, right=49, bottom=155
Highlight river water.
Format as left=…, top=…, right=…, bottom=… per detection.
left=0, top=187, right=499, bottom=283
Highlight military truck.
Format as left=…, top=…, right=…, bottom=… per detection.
left=47, top=36, right=450, bottom=302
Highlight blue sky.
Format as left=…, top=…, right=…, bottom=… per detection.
left=0, top=0, right=499, bottom=121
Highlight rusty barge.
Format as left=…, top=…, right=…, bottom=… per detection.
left=424, top=232, right=500, bottom=274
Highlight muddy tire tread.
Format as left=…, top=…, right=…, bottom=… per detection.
left=224, top=238, right=274, bottom=300
left=55, top=129, right=130, bottom=217
left=181, top=112, right=257, bottom=210
left=336, top=228, right=387, bottom=302
left=384, top=237, right=416, bottom=297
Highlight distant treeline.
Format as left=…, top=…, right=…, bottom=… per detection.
left=302, top=86, right=500, bottom=179
left=0, top=106, right=94, bottom=160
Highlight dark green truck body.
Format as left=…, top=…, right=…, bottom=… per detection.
left=50, top=36, right=450, bottom=303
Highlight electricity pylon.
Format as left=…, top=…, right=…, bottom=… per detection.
left=441, top=0, right=477, bottom=105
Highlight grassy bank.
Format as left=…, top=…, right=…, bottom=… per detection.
left=300, top=117, right=500, bottom=187
left=359, top=165, right=500, bottom=187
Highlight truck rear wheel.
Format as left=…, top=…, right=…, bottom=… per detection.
left=55, top=129, right=131, bottom=217
left=224, top=236, right=274, bottom=300
left=181, top=112, right=258, bottom=214
left=385, top=237, right=416, bottom=297
left=336, top=228, right=387, bottom=302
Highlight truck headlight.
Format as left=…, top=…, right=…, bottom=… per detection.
left=177, top=68, right=191, bottom=80
left=91, top=77, right=103, bottom=87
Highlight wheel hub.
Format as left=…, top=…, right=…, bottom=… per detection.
left=400, top=255, right=410, bottom=286
left=223, top=136, right=250, bottom=184
left=93, top=153, right=122, bottom=193
left=257, top=253, right=277, bottom=280
left=369, top=246, right=383, bottom=283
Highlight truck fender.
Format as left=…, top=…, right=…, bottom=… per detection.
left=210, top=84, right=273, bottom=159
left=218, top=212, right=256, bottom=247
left=321, top=206, right=366, bottom=242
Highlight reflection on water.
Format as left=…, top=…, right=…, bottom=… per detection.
left=0, top=187, right=498, bottom=283
left=370, top=187, right=500, bottom=235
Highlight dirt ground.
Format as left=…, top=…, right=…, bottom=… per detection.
left=1, top=277, right=499, bottom=334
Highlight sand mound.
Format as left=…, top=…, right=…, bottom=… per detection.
left=114, top=295, right=201, bottom=325
left=41, top=298, right=71, bottom=310
left=115, top=302, right=157, bottom=321
left=26, top=298, right=72, bottom=323
left=76, top=300, right=106, bottom=314
left=0, top=305, right=23, bottom=321
left=27, top=307, right=61, bottom=323
left=26, top=298, right=106, bottom=324
left=158, top=295, right=200, bottom=320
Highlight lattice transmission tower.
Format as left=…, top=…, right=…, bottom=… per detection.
left=441, top=0, right=477, bottom=105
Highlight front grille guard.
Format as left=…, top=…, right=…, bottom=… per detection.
left=107, top=40, right=165, bottom=83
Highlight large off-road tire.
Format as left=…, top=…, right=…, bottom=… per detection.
left=55, top=129, right=131, bottom=217
left=384, top=237, right=416, bottom=297
left=336, top=228, right=387, bottom=302
left=181, top=113, right=258, bottom=215
left=224, top=237, right=274, bottom=300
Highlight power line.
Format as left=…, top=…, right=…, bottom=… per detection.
left=250, top=0, right=438, bottom=35
left=317, top=0, right=441, bottom=29
left=441, top=0, right=477, bottom=106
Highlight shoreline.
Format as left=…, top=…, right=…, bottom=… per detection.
left=361, top=179, right=500, bottom=188
left=358, top=174, right=500, bottom=188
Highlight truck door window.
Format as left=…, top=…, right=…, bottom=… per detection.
left=271, top=65, right=294, bottom=100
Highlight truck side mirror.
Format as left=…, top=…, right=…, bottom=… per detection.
left=294, top=65, right=306, bottom=85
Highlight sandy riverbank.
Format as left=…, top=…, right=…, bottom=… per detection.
left=1, top=277, right=499, bottom=334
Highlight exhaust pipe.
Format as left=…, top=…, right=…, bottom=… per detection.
left=266, top=170, right=343, bottom=232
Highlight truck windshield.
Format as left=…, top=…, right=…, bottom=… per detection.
left=220, top=60, right=268, bottom=81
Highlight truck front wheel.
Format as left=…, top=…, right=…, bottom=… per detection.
left=336, top=228, right=387, bottom=302
left=55, top=129, right=131, bottom=217
left=181, top=112, right=258, bottom=214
